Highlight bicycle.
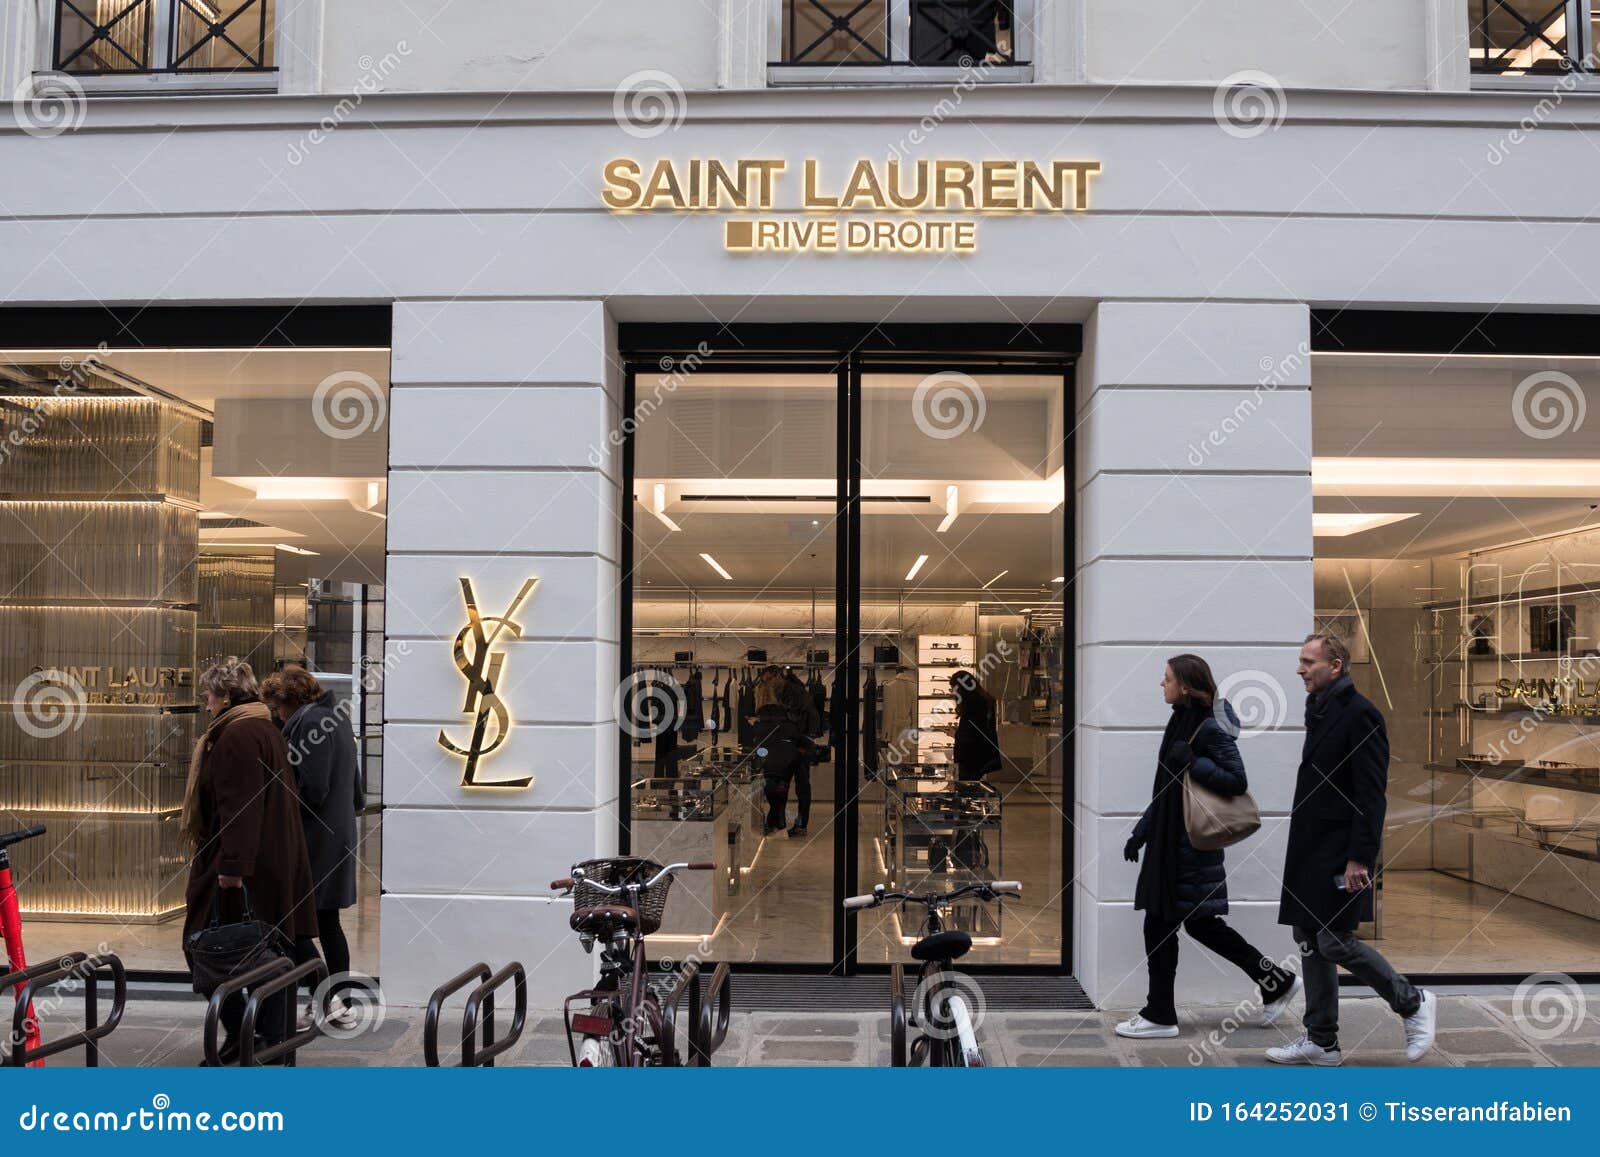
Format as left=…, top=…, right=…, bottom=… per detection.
left=0, top=826, right=47, bottom=1065
left=843, top=879, right=1020, bottom=1067
left=551, top=856, right=720, bottom=1067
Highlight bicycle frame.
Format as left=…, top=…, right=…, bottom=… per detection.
left=0, top=844, right=42, bottom=1065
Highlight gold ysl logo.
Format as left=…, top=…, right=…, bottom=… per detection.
left=437, top=577, right=538, bottom=787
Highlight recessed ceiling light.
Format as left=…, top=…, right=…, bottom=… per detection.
left=937, top=484, right=959, bottom=533
left=648, top=483, right=681, bottom=533
left=700, top=553, right=732, bottom=580
left=905, top=554, right=930, bottom=582
left=982, top=569, right=1008, bottom=589
left=1312, top=512, right=1419, bottom=537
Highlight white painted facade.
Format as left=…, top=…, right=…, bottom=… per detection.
left=4, top=3, right=1600, bottom=1007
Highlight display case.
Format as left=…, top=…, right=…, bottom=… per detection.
left=882, top=765, right=1002, bottom=938
left=630, top=769, right=733, bottom=939
left=916, top=635, right=974, bottom=768
left=1420, top=565, right=1600, bottom=922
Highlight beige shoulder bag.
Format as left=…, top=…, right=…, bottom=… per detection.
left=1182, top=720, right=1261, bottom=851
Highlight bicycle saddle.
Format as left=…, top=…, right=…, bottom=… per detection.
left=570, top=905, right=639, bottom=935
left=911, top=930, right=972, bottom=962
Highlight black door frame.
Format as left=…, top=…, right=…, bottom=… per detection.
left=618, top=323, right=1080, bottom=976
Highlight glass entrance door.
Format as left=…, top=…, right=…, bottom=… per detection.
left=621, top=342, right=1071, bottom=972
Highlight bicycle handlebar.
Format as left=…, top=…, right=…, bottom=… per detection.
left=842, top=880, right=1021, bottom=910
left=555, top=861, right=714, bottom=896
left=0, top=825, right=46, bottom=851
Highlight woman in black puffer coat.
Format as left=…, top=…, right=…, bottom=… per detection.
left=1115, top=654, right=1298, bottom=1040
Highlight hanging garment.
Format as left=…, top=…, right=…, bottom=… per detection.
left=737, top=674, right=757, bottom=747
left=807, top=672, right=827, bottom=722
left=681, top=670, right=704, bottom=742
left=707, top=669, right=722, bottom=739
left=881, top=669, right=918, bottom=758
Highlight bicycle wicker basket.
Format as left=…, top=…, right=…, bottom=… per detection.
left=571, top=857, right=671, bottom=935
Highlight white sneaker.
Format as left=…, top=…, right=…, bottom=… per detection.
left=1258, top=974, right=1302, bottom=1027
left=1115, top=1014, right=1179, bottom=1039
left=1265, top=1034, right=1343, bottom=1066
left=1402, top=989, right=1437, bottom=1062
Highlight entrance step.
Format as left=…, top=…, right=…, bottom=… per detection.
left=733, top=972, right=1092, bottom=1011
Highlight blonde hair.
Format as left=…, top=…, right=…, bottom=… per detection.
left=198, top=656, right=258, bottom=704
left=754, top=682, right=781, bottom=711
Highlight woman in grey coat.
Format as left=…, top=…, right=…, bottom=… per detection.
left=262, top=665, right=364, bottom=1022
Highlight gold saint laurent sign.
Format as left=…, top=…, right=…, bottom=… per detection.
left=601, top=156, right=1101, bottom=255
left=438, top=577, right=538, bottom=788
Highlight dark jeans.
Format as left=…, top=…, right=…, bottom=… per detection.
left=1141, top=910, right=1295, bottom=1026
left=1293, top=925, right=1420, bottom=1049
left=787, top=763, right=811, bottom=828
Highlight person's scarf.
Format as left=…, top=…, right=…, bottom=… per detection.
left=1306, top=673, right=1353, bottom=728
left=1134, top=700, right=1212, bottom=923
left=180, top=699, right=272, bottom=847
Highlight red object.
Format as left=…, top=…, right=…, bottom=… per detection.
left=568, top=1012, right=613, bottom=1037
left=0, top=864, right=42, bottom=1065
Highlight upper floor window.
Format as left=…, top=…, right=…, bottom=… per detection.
left=1470, top=0, right=1597, bottom=78
left=51, top=0, right=274, bottom=75
left=770, top=0, right=1030, bottom=82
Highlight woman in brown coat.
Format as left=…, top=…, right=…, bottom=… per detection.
left=182, top=657, right=318, bottom=1061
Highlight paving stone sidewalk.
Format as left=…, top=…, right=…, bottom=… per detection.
left=35, top=988, right=1600, bottom=1068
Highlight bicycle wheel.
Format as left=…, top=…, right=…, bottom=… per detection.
left=576, top=1034, right=618, bottom=1067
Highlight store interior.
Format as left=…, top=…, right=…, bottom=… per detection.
left=626, top=367, right=1067, bottom=966
left=0, top=346, right=387, bottom=973
left=1313, top=350, right=1600, bottom=976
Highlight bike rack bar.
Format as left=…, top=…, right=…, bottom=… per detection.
left=423, top=962, right=490, bottom=1067
left=889, top=964, right=907, bottom=1068
left=460, top=962, right=526, bottom=1068
left=240, top=958, right=327, bottom=1067
left=2, top=952, right=127, bottom=1067
left=658, top=961, right=701, bottom=1067
left=692, top=963, right=732, bottom=1067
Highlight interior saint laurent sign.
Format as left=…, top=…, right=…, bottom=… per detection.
left=438, top=577, right=538, bottom=788
left=601, top=157, right=1100, bottom=255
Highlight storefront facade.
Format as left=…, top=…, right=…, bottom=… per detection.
left=6, top=72, right=1600, bottom=1008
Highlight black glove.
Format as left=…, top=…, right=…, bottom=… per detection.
left=1167, top=740, right=1193, bottom=767
left=1123, top=837, right=1141, bottom=863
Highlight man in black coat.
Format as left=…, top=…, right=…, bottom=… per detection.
left=1267, top=633, right=1436, bottom=1066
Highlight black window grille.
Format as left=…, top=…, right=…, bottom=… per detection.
left=1469, top=0, right=1594, bottom=75
left=52, top=0, right=274, bottom=75
left=778, top=0, right=1021, bottom=67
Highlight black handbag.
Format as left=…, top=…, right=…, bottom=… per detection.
left=184, top=886, right=293, bottom=997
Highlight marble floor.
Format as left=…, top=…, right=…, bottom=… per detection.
left=675, top=773, right=1066, bottom=965
left=23, top=812, right=383, bottom=977
left=1377, top=870, right=1600, bottom=975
